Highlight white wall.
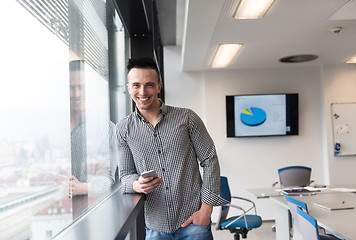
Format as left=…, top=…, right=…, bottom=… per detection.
left=323, top=64, right=356, bottom=185
left=164, top=46, right=356, bottom=220
left=164, top=46, right=206, bottom=119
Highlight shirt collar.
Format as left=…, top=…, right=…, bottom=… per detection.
left=159, top=100, right=168, bottom=116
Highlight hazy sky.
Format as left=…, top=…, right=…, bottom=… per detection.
left=0, top=1, right=68, bottom=144
left=0, top=1, right=110, bottom=146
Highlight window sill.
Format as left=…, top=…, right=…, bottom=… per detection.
left=53, top=186, right=145, bottom=240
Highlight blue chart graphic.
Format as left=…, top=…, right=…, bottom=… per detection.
left=240, top=107, right=267, bottom=126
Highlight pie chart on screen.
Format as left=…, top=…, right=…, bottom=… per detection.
left=240, top=107, right=267, bottom=126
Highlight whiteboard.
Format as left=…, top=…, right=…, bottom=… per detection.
left=331, top=103, right=356, bottom=156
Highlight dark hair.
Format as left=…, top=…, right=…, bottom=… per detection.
left=69, top=60, right=84, bottom=72
left=127, top=58, right=159, bottom=75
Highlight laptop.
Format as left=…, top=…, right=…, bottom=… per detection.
left=314, top=201, right=354, bottom=211
left=281, top=188, right=318, bottom=196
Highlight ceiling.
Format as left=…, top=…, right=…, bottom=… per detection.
left=156, top=0, right=356, bottom=72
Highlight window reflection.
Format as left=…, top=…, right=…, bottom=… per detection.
left=69, top=60, right=88, bottom=189
left=68, top=60, right=118, bottom=218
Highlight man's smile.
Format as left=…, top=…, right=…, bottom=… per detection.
left=138, top=97, right=150, bottom=101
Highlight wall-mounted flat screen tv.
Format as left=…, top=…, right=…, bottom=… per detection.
left=226, top=93, right=298, bottom=137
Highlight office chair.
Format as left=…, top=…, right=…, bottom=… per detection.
left=285, top=195, right=309, bottom=239
left=271, top=166, right=312, bottom=232
left=216, top=176, right=262, bottom=240
left=296, top=206, right=340, bottom=240
left=274, top=166, right=312, bottom=188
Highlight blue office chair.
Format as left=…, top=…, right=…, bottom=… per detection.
left=285, top=195, right=309, bottom=239
left=296, top=206, right=340, bottom=240
left=275, top=166, right=312, bottom=188
left=216, top=176, right=263, bottom=240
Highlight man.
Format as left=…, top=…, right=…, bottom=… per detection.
left=116, top=58, right=227, bottom=239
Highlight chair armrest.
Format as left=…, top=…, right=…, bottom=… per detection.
left=319, top=234, right=340, bottom=240
left=231, top=196, right=257, bottom=215
left=226, top=203, right=246, bottom=213
left=231, top=196, right=254, bottom=204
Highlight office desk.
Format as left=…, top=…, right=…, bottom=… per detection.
left=248, top=185, right=356, bottom=199
left=272, top=192, right=356, bottom=240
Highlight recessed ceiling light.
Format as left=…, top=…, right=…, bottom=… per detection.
left=279, top=54, right=318, bottom=63
left=211, top=44, right=243, bottom=68
left=331, top=27, right=343, bottom=34
left=234, top=0, right=275, bottom=19
left=345, top=56, right=356, bottom=63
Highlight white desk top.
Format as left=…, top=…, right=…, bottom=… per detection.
left=272, top=192, right=356, bottom=240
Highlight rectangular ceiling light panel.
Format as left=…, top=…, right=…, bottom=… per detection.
left=345, top=56, right=356, bottom=63
left=234, top=0, right=275, bottom=19
left=211, top=44, right=243, bottom=68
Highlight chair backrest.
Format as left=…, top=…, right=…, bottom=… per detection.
left=285, top=195, right=308, bottom=239
left=216, top=176, right=231, bottom=229
left=285, top=195, right=308, bottom=217
left=278, top=166, right=311, bottom=187
left=296, top=206, right=320, bottom=240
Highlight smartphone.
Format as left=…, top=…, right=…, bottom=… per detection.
left=141, top=170, right=158, bottom=178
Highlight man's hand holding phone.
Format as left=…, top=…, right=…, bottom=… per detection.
left=133, top=170, right=162, bottom=194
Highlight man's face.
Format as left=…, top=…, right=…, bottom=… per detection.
left=70, top=70, right=85, bottom=113
left=127, top=68, right=161, bottom=112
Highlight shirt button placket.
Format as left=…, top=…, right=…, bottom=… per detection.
left=154, top=130, right=173, bottom=226
left=154, top=130, right=166, bottom=185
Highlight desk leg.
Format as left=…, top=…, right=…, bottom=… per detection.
left=274, top=203, right=290, bottom=240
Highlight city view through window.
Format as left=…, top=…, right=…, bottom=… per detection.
left=0, top=1, right=124, bottom=239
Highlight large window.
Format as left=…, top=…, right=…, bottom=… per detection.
left=0, top=0, right=129, bottom=239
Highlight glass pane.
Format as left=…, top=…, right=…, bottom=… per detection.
left=69, top=60, right=118, bottom=218
left=0, top=1, right=71, bottom=239
left=0, top=0, right=126, bottom=239
left=67, top=0, right=118, bottom=218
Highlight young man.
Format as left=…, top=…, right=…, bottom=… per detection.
left=116, top=58, right=227, bottom=239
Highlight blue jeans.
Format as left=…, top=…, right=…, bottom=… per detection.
left=145, top=223, right=213, bottom=240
